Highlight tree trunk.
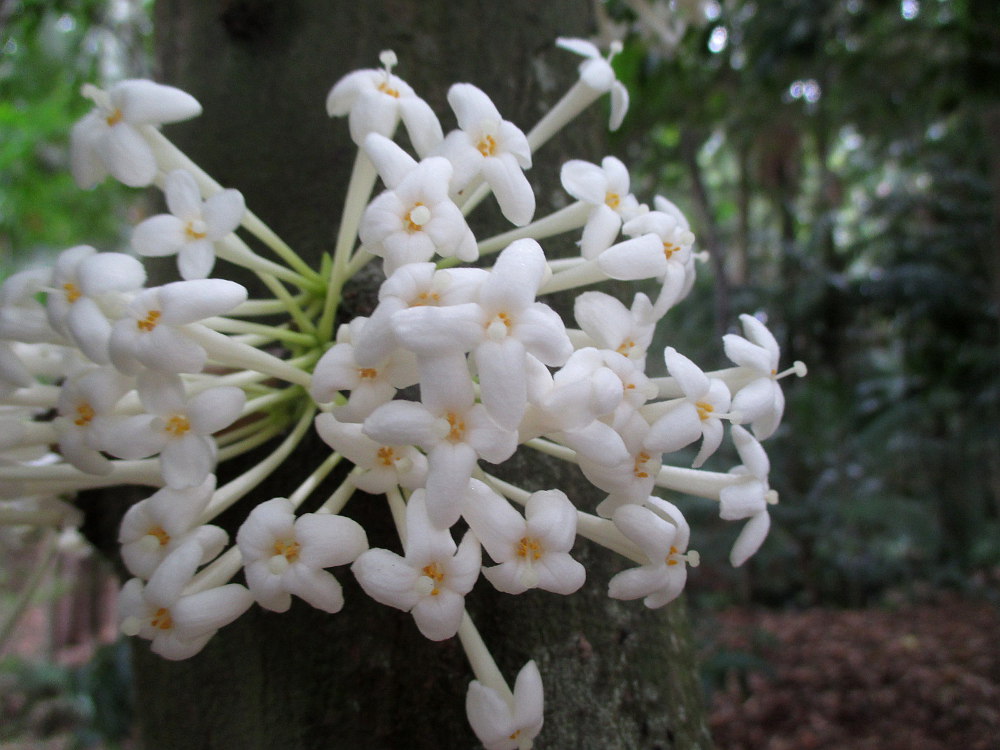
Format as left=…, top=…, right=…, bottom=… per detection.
left=130, top=2, right=712, bottom=747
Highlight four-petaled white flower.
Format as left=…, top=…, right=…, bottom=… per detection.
left=463, top=481, right=585, bottom=595
left=556, top=37, right=629, bottom=130
left=573, top=291, right=656, bottom=367
left=351, top=491, right=480, bottom=640
left=98, top=371, right=245, bottom=489
left=645, top=347, right=731, bottom=468
left=608, top=496, right=699, bottom=609
left=71, top=80, right=202, bottom=189
left=132, top=169, right=246, bottom=280
left=326, top=50, right=443, bottom=156
left=314, top=413, right=427, bottom=494
left=560, top=156, right=644, bottom=258
left=466, top=660, right=544, bottom=750
left=437, top=83, right=534, bottom=226
left=119, top=539, right=252, bottom=660
left=720, top=425, right=776, bottom=567
left=118, top=476, right=226, bottom=579
left=109, top=278, right=247, bottom=374
left=53, top=366, right=131, bottom=475
left=236, top=497, right=368, bottom=614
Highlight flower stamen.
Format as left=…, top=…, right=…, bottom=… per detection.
left=137, top=309, right=162, bottom=332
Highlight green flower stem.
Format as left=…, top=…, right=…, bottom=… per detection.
left=526, top=80, right=599, bottom=153
left=4, top=385, right=61, bottom=408
left=184, top=546, right=243, bottom=596
left=182, top=324, right=313, bottom=388
left=255, top=272, right=318, bottom=336
left=216, top=419, right=284, bottom=463
left=654, top=465, right=735, bottom=501
left=288, top=450, right=343, bottom=510
left=0, top=530, right=58, bottom=655
left=0, top=459, right=161, bottom=488
left=475, top=201, right=591, bottom=256
left=315, top=470, right=361, bottom=515
left=200, top=315, right=317, bottom=348
left=241, top=387, right=305, bottom=419
left=343, top=247, right=375, bottom=279
left=386, top=485, right=409, bottom=547
left=457, top=611, right=514, bottom=702
left=143, top=127, right=320, bottom=283
left=537, top=259, right=608, bottom=295
left=229, top=296, right=310, bottom=317
left=216, top=234, right=318, bottom=292
left=200, top=404, right=316, bottom=524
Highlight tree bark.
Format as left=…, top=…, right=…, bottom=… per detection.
left=131, top=2, right=713, bottom=748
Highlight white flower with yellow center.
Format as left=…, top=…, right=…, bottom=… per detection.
left=109, top=278, right=247, bottom=374
left=463, top=481, right=585, bottom=596
left=236, top=497, right=368, bottom=614
left=351, top=492, right=481, bottom=641
left=466, top=660, right=544, bottom=750
left=119, top=539, right=253, bottom=661
left=53, top=366, right=131, bottom=475
left=71, top=80, right=202, bottom=189
left=555, top=37, right=629, bottom=130
left=97, top=371, right=245, bottom=489
left=118, top=476, right=226, bottom=580
left=132, top=169, right=246, bottom=280
left=326, top=50, right=443, bottom=156
left=608, top=496, right=699, bottom=609
left=572, top=291, right=656, bottom=367
left=314, top=413, right=427, bottom=494
left=437, top=83, right=534, bottom=226
left=46, top=245, right=147, bottom=364
left=560, top=156, right=644, bottom=259
left=644, top=346, right=731, bottom=468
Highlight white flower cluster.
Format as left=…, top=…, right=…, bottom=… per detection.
left=0, top=40, right=805, bottom=749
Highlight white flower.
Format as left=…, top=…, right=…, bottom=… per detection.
left=463, top=480, right=585, bottom=595
left=573, top=291, right=656, bottom=366
left=109, top=278, right=247, bottom=374
left=555, top=37, right=629, bottom=130
left=722, top=314, right=791, bottom=440
left=314, top=413, right=427, bottom=494
left=362, top=362, right=516, bottom=529
left=437, top=83, right=534, bottom=226
left=360, top=135, right=478, bottom=274
left=720, top=425, right=775, bottom=567
left=351, top=491, right=480, bottom=640
left=559, top=156, right=643, bottom=258
left=326, top=50, right=443, bottom=156
left=98, top=371, right=245, bottom=489
left=53, top=366, right=131, bottom=475
left=310, top=317, right=419, bottom=422
left=117, top=476, right=225, bottom=579
left=0, top=268, right=57, bottom=344
left=466, top=660, right=544, bottom=750
left=119, top=540, right=252, bottom=660
left=236, top=497, right=368, bottom=613
left=581, top=408, right=662, bottom=518
left=132, top=169, right=245, bottom=280
left=645, top=347, right=731, bottom=468
left=72, top=80, right=202, bottom=189
left=608, top=497, right=699, bottom=609
left=46, top=245, right=147, bottom=364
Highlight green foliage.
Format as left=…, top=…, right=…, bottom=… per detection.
left=617, top=0, right=1000, bottom=604
left=0, top=1, right=138, bottom=278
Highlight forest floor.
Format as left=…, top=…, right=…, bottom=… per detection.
left=702, top=590, right=1000, bottom=750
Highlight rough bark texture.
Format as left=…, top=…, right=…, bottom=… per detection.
left=133, top=1, right=713, bottom=747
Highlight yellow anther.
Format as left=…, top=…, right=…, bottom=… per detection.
left=616, top=339, right=636, bottom=355
left=663, top=242, right=680, bottom=259
left=377, top=81, right=400, bottom=98
left=445, top=412, right=465, bottom=442
left=404, top=202, right=427, bottom=232
left=421, top=563, right=445, bottom=595
left=667, top=545, right=680, bottom=566
left=151, top=607, right=173, bottom=630
left=358, top=367, right=379, bottom=380
left=516, top=536, right=543, bottom=561
left=106, top=108, right=124, bottom=127
left=165, top=415, right=191, bottom=437
left=184, top=222, right=207, bottom=240
left=605, top=192, right=621, bottom=209
left=476, top=134, right=497, bottom=157
left=148, top=526, right=171, bottom=546
left=695, top=401, right=714, bottom=421
left=633, top=451, right=651, bottom=479
left=74, top=402, right=96, bottom=427
left=273, top=538, right=301, bottom=563
left=63, top=282, right=82, bottom=303
left=411, top=291, right=441, bottom=307
left=136, top=309, right=162, bottom=332
left=376, top=446, right=396, bottom=467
